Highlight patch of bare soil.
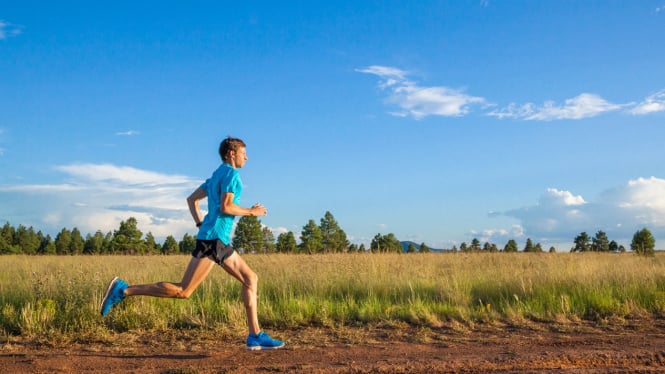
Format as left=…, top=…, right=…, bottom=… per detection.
left=2, top=319, right=665, bottom=373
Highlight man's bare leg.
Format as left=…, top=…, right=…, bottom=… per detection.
left=222, top=252, right=260, bottom=335
left=125, top=256, right=215, bottom=299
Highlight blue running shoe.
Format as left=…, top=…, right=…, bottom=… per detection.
left=100, top=276, right=128, bottom=316
left=246, top=331, right=285, bottom=351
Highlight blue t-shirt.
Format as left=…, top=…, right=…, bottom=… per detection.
left=197, top=163, right=242, bottom=245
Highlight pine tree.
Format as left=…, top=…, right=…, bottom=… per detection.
left=16, top=225, right=40, bottom=254
left=162, top=235, right=179, bottom=255
left=608, top=240, right=619, bottom=253
left=319, top=211, right=348, bottom=253
left=572, top=232, right=591, bottom=252
left=407, top=243, right=417, bottom=253
left=300, top=220, right=323, bottom=254
left=41, top=234, right=56, bottom=255
left=144, top=232, right=161, bottom=254
left=112, top=217, right=145, bottom=254
left=84, top=231, right=106, bottom=255
left=233, top=216, right=263, bottom=254
left=179, top=233, right=197, bottom=255
left=592, top=230, right=610, bottom=252
left=70, top=228, right=85, bottom=255
left=55, top=228, right=72, bottom=255
left=504, top=239, right=518, bottom=253
left=631, top=228, right=656, bottom=256
left=370, top=233, right=402, bottom=253
left=276, top=232, right=297, bottom=253
left=0, top=223, right=19, bottom=254
left=523, top=238, right=535, bottom=252
left=262, top=227, right=275, bottom=253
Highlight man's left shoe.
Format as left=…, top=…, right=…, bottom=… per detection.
left=100, top=276, right=128, bottom=316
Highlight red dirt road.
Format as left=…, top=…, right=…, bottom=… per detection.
left=2, top=319, right=665, bottom=373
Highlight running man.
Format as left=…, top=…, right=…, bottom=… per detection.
left=100, top=136, right=284, bottom=350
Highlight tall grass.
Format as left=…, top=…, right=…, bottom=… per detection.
left=1, top=253, right=664, bottom=338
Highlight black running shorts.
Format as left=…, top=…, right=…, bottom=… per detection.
left=192, top=239, right=236, bottom=265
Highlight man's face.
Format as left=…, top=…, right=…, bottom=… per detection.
left=231, top=147, right=248, bottom=168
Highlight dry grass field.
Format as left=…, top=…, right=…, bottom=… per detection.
left=1, top=252, right=664, bottom=372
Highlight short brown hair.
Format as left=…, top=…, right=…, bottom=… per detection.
left=219, top=136, right=246, bottom=162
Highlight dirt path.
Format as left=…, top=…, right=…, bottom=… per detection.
left=3, top=319, right=665, bottom=373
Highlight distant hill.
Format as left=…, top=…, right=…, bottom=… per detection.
left=400, top=241, right=445, bottom=253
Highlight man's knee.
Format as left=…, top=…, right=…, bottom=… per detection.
left=240, top=271, right=258, bottom=293
left=178, top=288, right=194, bottom=299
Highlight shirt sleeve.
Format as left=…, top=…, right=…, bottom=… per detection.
left=222, top=171, right=242, bottom=195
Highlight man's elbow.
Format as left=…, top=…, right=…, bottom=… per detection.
left=186, top=195, right=197, bottom=206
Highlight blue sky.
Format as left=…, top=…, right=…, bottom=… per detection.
left=1, top=1, right=665, bottom=250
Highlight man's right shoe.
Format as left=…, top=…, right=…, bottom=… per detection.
left=246, top=331, right=285, bottom=350
left=100, top=276, right=128, bottom=316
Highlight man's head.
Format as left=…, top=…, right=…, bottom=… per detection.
left=219, top=136, right=248, bottom=168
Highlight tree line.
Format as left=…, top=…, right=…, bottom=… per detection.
left=571, top=229, right=656, bottom=256
left=0, top=218, right=197, bottom=255
left=0, top=213, right=657, bottom=256
left=447, top=228, right=655, bottom=256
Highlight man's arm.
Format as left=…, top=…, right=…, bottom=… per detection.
left=221, top=192, right=267, bottom=217
left=187, top=187, right=207, bottom=225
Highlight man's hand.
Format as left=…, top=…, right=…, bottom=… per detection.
left=250, top=203, right=267, bottom=217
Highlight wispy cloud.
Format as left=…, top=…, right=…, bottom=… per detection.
left=628, top=89, right=665, bottom=115
left=487, top=93, right=624, bottom=120
left=481, top=177, right=665, bottom=245
left=468, top=225, right=525, bottom=244
left=0, top=163, right=201, bottom=240
left=116, top=130, right=140, bottom=136
left=360, top=65, right=665, bottom=121
left=0, top=20, right=23, bottom=40
left=356, top=65, right=485, bottom=119
left=55, top=163, right=191, bottom=187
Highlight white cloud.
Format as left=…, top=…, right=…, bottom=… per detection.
left=0, top=20, right=22, bottom=40
left=356, top=66, right=408, bottom=82
left=492, top=177, right=665, bottom=244
left=0, top=163, right=202, bottom=240
left=614, top=177, right=665, bottom=225
left=357, top=65, right=485, bottom=119
left=488, top=93, right=623, bottom=120
left=269, top=226, right=289, bottom=237
left=55, top=163, right=192, bottom=187
left=628, top=89, right=665, bottom=115
left=541, top=188, right=586, bottom=206
left=359, top=65, right=665, bottom=121
left=116, top=130, right=140, bottom=136
left=469, top=225, right=525, bottom=244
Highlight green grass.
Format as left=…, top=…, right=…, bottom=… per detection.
left=1, top=252, right=664, bottom=338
